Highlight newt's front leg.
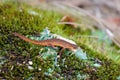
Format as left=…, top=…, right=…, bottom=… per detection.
left=48, top=43, right=64, bottom=57
left=48, top=44, right=58, bottom=50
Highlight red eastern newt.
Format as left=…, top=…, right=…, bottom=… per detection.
left=13, top=33, right=78, bottom=53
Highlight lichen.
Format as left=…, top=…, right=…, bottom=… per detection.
left=0, top=1, right=120, bottom=80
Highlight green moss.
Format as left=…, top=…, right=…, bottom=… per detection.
left=0, top=1, right=120, bottom=80
left=76, top=42, right=120, bottom=79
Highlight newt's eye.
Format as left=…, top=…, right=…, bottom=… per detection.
left=73, top=45, right=78, bottom=49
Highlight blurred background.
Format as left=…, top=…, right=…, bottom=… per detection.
left=18, top=0, right=120, bottom=47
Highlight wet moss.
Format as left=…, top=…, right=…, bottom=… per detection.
left=0, top=1, right=120, bottom=80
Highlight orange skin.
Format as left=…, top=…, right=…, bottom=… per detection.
left=13, top=33, right=78, bottom=54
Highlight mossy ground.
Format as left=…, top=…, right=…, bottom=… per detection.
left=0, top=1, right=120, bottom=80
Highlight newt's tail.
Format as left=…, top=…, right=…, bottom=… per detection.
left=12, top=32, right=38, bottom=45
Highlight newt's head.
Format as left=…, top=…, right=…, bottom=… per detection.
left=70, top=44, right=78, bottom=51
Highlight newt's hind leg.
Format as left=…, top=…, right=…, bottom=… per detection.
left=58, top=48, right=65, bottom=57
